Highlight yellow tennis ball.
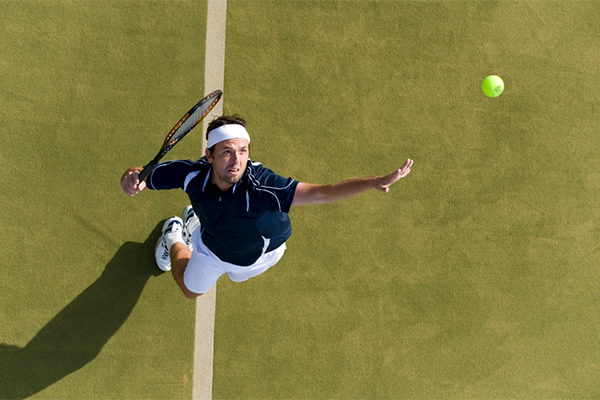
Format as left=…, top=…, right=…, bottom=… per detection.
left=482, top=75, right=504, bottom=98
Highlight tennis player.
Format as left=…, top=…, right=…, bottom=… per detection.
left=121, top=115, right=413, bottom=299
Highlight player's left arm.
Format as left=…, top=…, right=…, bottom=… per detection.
left=292, top=159, right=413, bottom=206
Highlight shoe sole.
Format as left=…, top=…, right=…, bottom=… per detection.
left=155, top=236, right=172, bottom=272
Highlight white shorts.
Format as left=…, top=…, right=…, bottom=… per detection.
left=183, top=229, right=286, bottom=294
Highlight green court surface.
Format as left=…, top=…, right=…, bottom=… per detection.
left=1, top=1, right=600, bottom=399
left=0, top=1, right=203, bottom=398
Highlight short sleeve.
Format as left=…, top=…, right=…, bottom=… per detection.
left=249, top=161, right=298, bottom=213
left=146, top=160, right=196, bottom=191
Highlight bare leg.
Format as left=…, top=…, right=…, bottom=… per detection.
left=170, top=242, right=203, bottom=299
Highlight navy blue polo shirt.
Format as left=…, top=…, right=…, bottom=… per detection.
left=146, top=157, right=298, bottom=266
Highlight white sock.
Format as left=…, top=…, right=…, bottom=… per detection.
left=164, top=230, right=185, bottom=251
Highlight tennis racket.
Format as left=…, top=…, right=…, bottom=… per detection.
left=138, top=89, right=222, bottom=183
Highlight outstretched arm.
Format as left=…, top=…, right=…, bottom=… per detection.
left=121, top=166, right=146, bottom=197
left=292, top=159, right=413, bottom=206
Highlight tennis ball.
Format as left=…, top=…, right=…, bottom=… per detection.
left=482, top=75, right=504, bottom=98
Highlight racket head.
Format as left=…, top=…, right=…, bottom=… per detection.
left=138, top=90, right=222, bottom=183
left=160, top=89, right=222, bottom=156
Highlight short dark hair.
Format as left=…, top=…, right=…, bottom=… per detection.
left=206, top=115, right=247, bottom=154
left=206, top=115, right=247, bottom=138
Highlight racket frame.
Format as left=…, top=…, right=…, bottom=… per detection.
left=138, top=89, right=222, bottom=183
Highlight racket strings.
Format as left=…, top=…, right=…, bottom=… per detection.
left=169, top=95, right=220, bottom=145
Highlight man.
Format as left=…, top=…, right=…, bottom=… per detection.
left=121, top=115, right=413, bottom=299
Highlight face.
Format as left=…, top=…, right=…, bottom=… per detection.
left=206, top=138, right=249, bottom=191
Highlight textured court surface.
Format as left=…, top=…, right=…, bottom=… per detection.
left=1, top=1, right=600, bottom=399
left=0, top=2, right=203, bottom=398
left=216, top=1, right=600, bottom=398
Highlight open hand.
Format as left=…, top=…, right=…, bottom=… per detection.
left=377, top=159, right=413, bottom=193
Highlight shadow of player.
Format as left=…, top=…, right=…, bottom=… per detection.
left=0, top=221, right=165, bottom=399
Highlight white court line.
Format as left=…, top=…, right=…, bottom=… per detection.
left=193, top=1, right=227, bottom=399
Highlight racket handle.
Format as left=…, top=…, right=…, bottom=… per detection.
left=138, top=162, right=156, bottom=184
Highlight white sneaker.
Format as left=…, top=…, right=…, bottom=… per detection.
left=155, top=217, right=184, bottom=272
left=182, top=205, right=200, bottom=251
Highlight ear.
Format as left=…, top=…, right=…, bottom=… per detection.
left=205, top=147, right=213, bottom=163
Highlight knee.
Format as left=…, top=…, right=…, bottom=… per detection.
left=183, top=287, right=203, bottom=299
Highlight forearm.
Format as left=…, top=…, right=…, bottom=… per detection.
left=292, top=160, right=413, bottom=206
left=294, top=177, right=378, bottom=206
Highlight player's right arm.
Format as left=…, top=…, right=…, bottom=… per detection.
left=121, top=160, right=199, bottom=197
left=121, top=166, right=146, bottom=197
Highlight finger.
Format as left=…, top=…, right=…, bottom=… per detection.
left=126, top=183, right=136, bottom=197
left=122, top=177, right=134, bottom=196
left=122, top=173, right=139, bottom=197
left=123, top=186, right=135, bottom=197
left=399, top=159, right=413, bottom=177
left=128, top=176, right=137, bottom=191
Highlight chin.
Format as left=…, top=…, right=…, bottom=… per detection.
left=226, top=175, right=242, bottom=185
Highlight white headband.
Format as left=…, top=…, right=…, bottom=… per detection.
left=207, top=124, right=251, bottom=148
